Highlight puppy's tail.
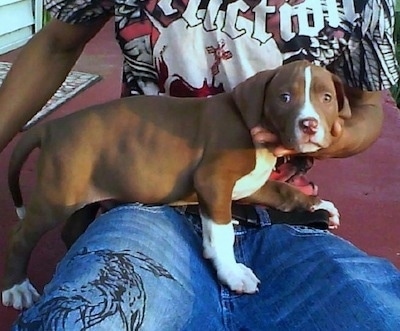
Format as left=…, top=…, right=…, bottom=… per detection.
left=8, top=125, right=43, bottom=220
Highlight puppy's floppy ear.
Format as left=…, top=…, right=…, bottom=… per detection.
left=332, top=73, right=352, bottom=120
left=232, top=69, right=278, bottom=129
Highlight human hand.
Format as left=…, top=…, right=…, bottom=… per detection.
left=250, top=126, right=296, bottom=157
left=311, top=89, right=383, bottom=159
left=309, top=117, right=345, bottom=159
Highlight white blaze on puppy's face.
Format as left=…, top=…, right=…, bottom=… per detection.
left=295, top=66, right=326, bottom=153
left=300, top=67, right=319, bottom=121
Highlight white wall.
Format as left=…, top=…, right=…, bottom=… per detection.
left=0, top=0, right=43, bottom=55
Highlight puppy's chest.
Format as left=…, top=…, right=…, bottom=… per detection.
left=232, top=149, right=276, bottom=200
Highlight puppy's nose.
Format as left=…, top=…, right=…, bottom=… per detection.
left=299, top=117, right=318, bottom=135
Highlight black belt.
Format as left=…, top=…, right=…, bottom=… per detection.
left=183, top=203, right=330, bottom=229
left=183, top=203, right=260, bottom=227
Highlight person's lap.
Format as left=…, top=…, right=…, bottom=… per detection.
left=13, top=204, right=400, bottom=330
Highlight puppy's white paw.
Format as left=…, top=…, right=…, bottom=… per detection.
left=203, top=245, right=215, bottom=260
left=312, top=200, right=340, bottom=229
left=218, top=263, right=260, bottom=294
left=2, top=279, right=40, bottom=310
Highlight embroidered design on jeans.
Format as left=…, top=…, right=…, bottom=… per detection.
left=14, top=249, right=176, bottom=330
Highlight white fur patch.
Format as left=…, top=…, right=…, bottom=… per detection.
left=312, top=199, right=340, bottom=229
left=200, top=212, right=260, bottom=293
left=16, top=206, right=26, bottom=220
left=201, top=213, right=235, bottom=262
left=295, top=66, right=325, bottom=153
left=2, top=278, right=40, bottom=310
left=232, top=149, right=276, bottom=200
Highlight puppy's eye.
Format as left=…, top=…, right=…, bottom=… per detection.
left=323, top=93, right=332, bottom=102
left=280, top=93, right=291, bottom=103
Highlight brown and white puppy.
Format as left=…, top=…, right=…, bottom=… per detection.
left=2, top=60, right=349, bottom=310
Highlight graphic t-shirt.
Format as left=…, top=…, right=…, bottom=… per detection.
left=46, top=0, right=398, bottom=98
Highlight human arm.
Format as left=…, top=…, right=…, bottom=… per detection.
left=0, top=17, right=108, bottom=152
left=311, top=87, right=384, bottom=159
left=314, top=0, right=396, bottom=158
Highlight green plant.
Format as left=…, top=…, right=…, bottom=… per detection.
left=43, top=10, right=52, bottom=25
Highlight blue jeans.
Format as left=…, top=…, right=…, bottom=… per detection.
left=13, top=204, right=400, bottom=330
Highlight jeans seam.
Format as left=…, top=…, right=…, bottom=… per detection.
left=105, top=203, right=168, bottom=216
left=220, top=288, right=235, bottom=330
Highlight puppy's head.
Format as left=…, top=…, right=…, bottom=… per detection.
left=233, top=60, right=351, bottom=153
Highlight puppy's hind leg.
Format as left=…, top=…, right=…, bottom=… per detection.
left=1, top=194, right=73, bottom=310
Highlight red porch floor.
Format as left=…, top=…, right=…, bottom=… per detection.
left=0, top=21, right=399, bottom=329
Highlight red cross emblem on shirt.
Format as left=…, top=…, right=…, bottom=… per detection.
left=206, top=40, right=233, bottom=76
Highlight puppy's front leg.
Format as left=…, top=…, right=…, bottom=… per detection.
left=194, top=157, right=260, bottom=293
left=243, top=180, right=340, bottom=228
left=199, top=210, right=260, bottom=294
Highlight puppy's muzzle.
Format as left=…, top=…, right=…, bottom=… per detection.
left=300, top=117, right=319, bottom=135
